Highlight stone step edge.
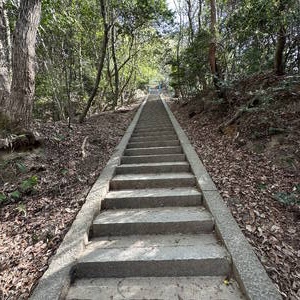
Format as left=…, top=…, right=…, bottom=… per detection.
left=102, top=188, right=202, bottom=209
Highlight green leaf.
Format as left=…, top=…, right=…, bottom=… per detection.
left=16, top=162, right=27, bottom=173
left=0, top=193, right=7, bottom=203
left=273, top=192, right=300, bottom=206
left=11, top=190, right=21, bottom=200
left=21, top=175, right=38, bottom=192
left=61, top=168, right=68, bottom=175
left=257, top=183, right=267, bottom=190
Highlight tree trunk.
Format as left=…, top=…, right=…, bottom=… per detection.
left=198, top=0, right=202, bottom=30
left=186, top=0, right=194, bottom=43
left=274, top=0, right=287, bottom=75
left=274, top=25, right=286, bottom=75
left=209, top=0, right=217, bottom=76
left=6, top=0, right=41, bottom=129
left=111, top=23, right=119, bottom=108
left=79, top=0, right=109, bottom=123
left=208, top=0, right=225, bottom=98
left=0, top=0, right=11, bottom=115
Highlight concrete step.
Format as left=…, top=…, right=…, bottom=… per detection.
left=102, top=187, right=202, bottom=209
left=93, top=207, right=214, bottom=236
left=75, top=234, right=231, bottom=278
left=132, top=130, right=176, bottom=137
left=130, top=134, right=178, bottom=142
left=134, top=126, right=174, bottom=132
left=116, top=162, right=189, bottom=174
left=110, top=173, right=195, bottom=190
left=67, top=276, right=245, bottom=300
left=127, top=140, right=180, bottom=149
left=135, top=124, right=173, bottom=130
left=121, top=154, right=185, bottom=164
left=136, top=121, right=170, bottom=125
left=124, top=146, right=182, bottom=156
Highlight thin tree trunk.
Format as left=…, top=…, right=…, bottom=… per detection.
left=79, top=0, right=109, bottom=123
left=198, top=0, right=202, bottom=30
left=209, top=0, right=217, bottom=76
left=6, top=0, right=41, bottom=129
left=274, top=25, right=286, bottom=75
left=186, top=0, right=194, bottom=43
left=274, top=0, right=287, bottom=75
left=209, top=0, right=225, bottom=98
left=111, top=23, right=119, bottom=108
left=0, top=0, right=11, bottom=115
left=78, top=42, right=84, bottom=95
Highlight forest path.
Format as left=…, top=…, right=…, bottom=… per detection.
left=31, top=95, right=281, bottom=300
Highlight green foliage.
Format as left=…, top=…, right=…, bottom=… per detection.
left=34, top=0, right=172, bottom=118
left=10, top=190, right=21, bottom=200
left=273, top=192, right=300, bottom=206
left=21, top=175, right=38, bottom=193
left=61, top=168, right=68, bottom=175
left=0, top=192, right=7, bottom=203
left=257, top=183, right=267, bottom=190
left=16, top=162, right=27, bottom=173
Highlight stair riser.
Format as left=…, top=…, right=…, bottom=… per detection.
left=116, top=164, right=189, bottom=174
left=127, top=141, right=180, bottom=148
left=121, top=155, right=185, bottom=164
left=110, top=177, right=195, bottom=190
left=93, top=221, right=214, bottom=237
left=130, top=135, right=178, bottom=142
left=101, top=195, right=202, bottom=209
left=124, top=147, right=182, bottom=156
left=75, top=259, right=230, bottom=278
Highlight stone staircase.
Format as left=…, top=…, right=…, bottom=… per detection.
left=66, top=97, right=245, bottom=299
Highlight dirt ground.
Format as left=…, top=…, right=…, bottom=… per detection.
left=169, top=73, right=300, bottom=300
left=0, top=106, right=136, bottom=299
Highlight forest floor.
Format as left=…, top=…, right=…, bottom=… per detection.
left=169, top=72, right=300, bottom=300
left=0, top=104, right=137, bottom=299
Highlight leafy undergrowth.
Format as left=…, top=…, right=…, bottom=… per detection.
left=0, top=106, right=136, bottom=299
left=169, top=73, right=300, bottom=300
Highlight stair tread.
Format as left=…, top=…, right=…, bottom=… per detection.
left=67, top=276, right=245, bottom=300
left=78, top=234, right=228, bottom=263
left=112, top=172, right=194, bottom=181
left=117, top=161, right=189, bottom=168
left=105, top=187, right=201, bottom=199
left=94, top=207, right=212, bottom=225
left=126, top=146, right=181, bottom=151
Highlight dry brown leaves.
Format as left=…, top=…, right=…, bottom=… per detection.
left=170, top=99, right=300, bottom=300
left=0, top=108, right=135, bottom=300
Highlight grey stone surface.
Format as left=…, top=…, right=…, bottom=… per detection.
left=124, top=146, right=182, bottom=156
left=75, top=234, right=231, bottom=278
left=110, top=172, right=195, bottom=189
left=121, top=153, right=185, bottom=164
left=130, top=134, right=178, bottom=142
left=116, top=161, right=190, bottom=174
left=127, top=140, right=180, bottom=148
left=29, top=98, right=148, bottom=300
left=102, top=187, right=202, bottom=209
left=134, top=126, right=174, bottom=132
left=93, top=206, right=213, bottom=236
left=67, top=276, right=245, bottom=300
left=132, top=130, right=176, bottom=137
left=162, top=97, right=282, bottom=300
